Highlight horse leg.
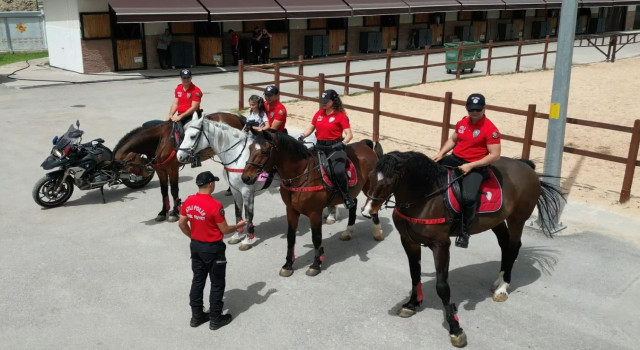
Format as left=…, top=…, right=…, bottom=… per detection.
left=166, top=167, right=181, bottom=222
left=280, top=206, right=300, bottom=277
left=155, top=170, right=169, bottom=222
left=227, top=190, right=245, bottom=245
left=397, top=236, right=423, bottom=318
left=431, top=244, right=466, bottom=348
left=491, top=221, right=523, bottom=302
left=339, top=198, right=357, bottom=241
left=306, top=211, right=324, bottom=277
left=325, top=205, right=337, bottom=225
left=371, top=212, right=383, bottom=241
left=239, top=189, right=255, bottom=251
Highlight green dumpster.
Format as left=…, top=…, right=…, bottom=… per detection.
left=445, top=41, right=481, bottom=73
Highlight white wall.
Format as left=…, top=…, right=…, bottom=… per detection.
left=77, top=0, right=108, bottom=12
left=44, top=0, right=84, bottom=73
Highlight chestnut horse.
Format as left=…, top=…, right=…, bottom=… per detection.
left=362, top=151, right=564, bottom=347
left=241, top=130, right=384, bottom=277
left=114, top=112, right=244, bottom=222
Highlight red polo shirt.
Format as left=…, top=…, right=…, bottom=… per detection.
left=264, top=101, right=287, bottom=132
left=180, top=193, right=225, bottom=242
left=452, top=115, right=501, bottom=162
left=312, top=109, right=350, bottom=141
left=174, top=83, right=202, bottom=114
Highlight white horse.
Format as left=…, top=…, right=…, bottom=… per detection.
left=177, top=118, right=265, bottom=251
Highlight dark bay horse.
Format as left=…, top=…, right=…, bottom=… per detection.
left=241, top=130, right=384, bottom=277
left=362, top=151, right=564, bottom=348
left=114, top=112, right=244, bottom=222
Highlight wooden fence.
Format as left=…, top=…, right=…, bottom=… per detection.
left=238, top=34, right=640, bottom=203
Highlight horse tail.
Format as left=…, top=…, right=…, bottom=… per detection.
left=518, top=158, right=536, bottom=170
left=536, top=180, right=566, bottom=237
left=361, top=139, right=384, bottom=159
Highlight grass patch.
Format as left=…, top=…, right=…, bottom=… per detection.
left=0, top=51, right=48, bottom=66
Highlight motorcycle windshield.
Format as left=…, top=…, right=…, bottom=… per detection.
left=56, top=124, right=84, bottom=150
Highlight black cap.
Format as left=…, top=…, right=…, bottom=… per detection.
left=195, top=171, right=219, bottom=187
left=180, top=68, right=192, bottom=78
left=319, top=89, right=338, bottom=104
left=264, top=85, right=279, bottom=96
left=466, top=93, right=486, bottom=110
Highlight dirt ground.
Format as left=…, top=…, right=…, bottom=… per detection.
left=284, top=56, right=640, bottom=218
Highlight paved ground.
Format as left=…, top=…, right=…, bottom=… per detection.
left=1, top=40, right=640, bottom=349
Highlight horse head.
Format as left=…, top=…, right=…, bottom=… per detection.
left=118, top=152, right=154, bottom=178
left=177, top=117, right=208, bottom=163
left=242, top=130, right=277, bottom=185
left=363, top=152, right=407, bottom=217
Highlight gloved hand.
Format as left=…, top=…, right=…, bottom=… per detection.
left=332, top=142, right=345, bottom=151
left=297, top=135, right=305, bottom=142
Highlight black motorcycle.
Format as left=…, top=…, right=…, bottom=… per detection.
left=32, top=121, right=155, bottom=208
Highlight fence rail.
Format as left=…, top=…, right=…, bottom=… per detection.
left=239, top=33, right=640, bottom=203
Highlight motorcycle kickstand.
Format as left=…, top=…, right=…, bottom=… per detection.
left=100, top=186, right=106, bottom=204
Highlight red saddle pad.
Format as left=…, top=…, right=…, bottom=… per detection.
left=446, top=168, right=503, bottom=214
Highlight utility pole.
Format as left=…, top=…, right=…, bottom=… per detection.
left=540, top=0, right=578, bottom=232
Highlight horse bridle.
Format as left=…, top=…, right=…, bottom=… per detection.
left=245, top=139, right=275, bottom=172
left=178, top=121, right=247, bottom=166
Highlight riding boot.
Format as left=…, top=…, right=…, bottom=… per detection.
left=456, top=203, right=477, bottom=249
left=190, top=306, right=210, bottom=327
left=336, top=174, right=355, bottom=210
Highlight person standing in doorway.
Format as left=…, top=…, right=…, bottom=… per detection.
left=157, top=28, right=172, bottom=69
left=251, top=26, right=262, bottom=64
left=179, top=171, right=247, bottom=330
left=228, top=29, right=239, bottom=66
left=260, top=28, right=272, bottom=64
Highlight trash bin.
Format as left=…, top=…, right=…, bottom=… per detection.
left=444, top=41, right=481, bottom=73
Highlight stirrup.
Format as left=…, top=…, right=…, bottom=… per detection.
left=455, top=233, right=469, bottom=248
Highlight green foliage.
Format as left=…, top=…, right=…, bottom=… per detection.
left=0, top=51, right=48, bottom=66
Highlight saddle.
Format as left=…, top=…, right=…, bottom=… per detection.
left=316, top=150, right=357, bottom=190
left=445, top=167, right=503, bottom=214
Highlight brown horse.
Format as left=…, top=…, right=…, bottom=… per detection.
left=362, top=151, right=564, bottom=347
left=241, top=130, right=384, bottom=277
left=114, top=112, right=244, bottom=222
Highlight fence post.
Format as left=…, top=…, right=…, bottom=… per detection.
left=274, top=63, right=280, bottom=89
left=385, top=48, right=392, bottom=88
left=238, top=60, right=245, bottom=110
left=610, top=35, right=618, bottom=63
left=486, top=40, right=493, bottom=76
left=455, top=43, right=463, bottom=80
left=298, top=55, right=304, bottom=96
left=542, top=35, right=549, bottom=70
left=373, top=82, right=381, bottom=142
left=522, top=104, right=537, bottom=159
left=441, top=92, right=453, bottom=146
left=620, top=119, right=640, bottom=203
left=318, top=73, right=325, bottom=110
left=3, top=18, right=13, bottom=53
left=345, top=52, right=351, bottom=95
left=422, top=45, right=430, bottom=84
left=515, top=36, right=523, bottom=73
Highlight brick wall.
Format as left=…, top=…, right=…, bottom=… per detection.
left=82, top=39, right=113, bottom=73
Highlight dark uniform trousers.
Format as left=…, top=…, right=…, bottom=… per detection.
left=440, top=154, right=489, bottom=211
left=316, top=140, right=348, bottom=194
left=189, top=239, right=227, bottom=318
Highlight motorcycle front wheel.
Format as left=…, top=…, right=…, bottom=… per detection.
left=122, top=170, right=155, bottom=189
left=32, top=175, right=75, bottom=208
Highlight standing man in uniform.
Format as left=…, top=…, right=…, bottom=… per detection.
left=258, top=85, right=287, bottom=133
left=433, top=93, right=501, bottom=248
left=228, top=29, right=239, bottom=66
left=157, top=28, right=172, bottom=69
left=179, top=171, right=247, bottom=330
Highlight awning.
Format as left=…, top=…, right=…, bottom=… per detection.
left=612, top=0, right=640, bottom=4
left=403, top=0, right=462, bottom=12
left=544, top=0, right=562, bottom=9
left=108, top=0, right=208, bottom=23
left=277, top=0, right=352, bottom=18
left=344, top=0, right=411, bottom=16
left=579, top=0, right=614, bottom=6
left=456, top=0, right=506, bottom=11
left=199, top=0, right=286, bottom=21
left=502, top=0, right=546, bottom=9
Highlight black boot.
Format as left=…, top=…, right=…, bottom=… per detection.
left=455, top=203, right=476, bottom=249
left=210, top=314, right=233, bottom=330
left=342, top=192, right=356, bottom=210
left=190, top=307, right=210, bottom=327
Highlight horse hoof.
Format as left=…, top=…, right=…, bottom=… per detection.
left=227, top=234, right=244, bottom=245
left=167, top=216, right=179, bottom=222
left=305, top=267, right=321, bottom=276
left=239, top=244, right=252, bottom=251
left=373, top=232, right=384, bottom=241
left=279, top=268, right=293, bottom=277
left=325, top=218, right=335, bottom=225
left=397, top=307, right=416, bottom=318
left=339, top=233, right=351, bottom=241
left=450, top=331, right=467, bottom=348
left=155, top=215, right=167, bottom=222
left=492, top=292, right=508, bottom=302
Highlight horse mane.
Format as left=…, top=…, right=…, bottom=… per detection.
left=377, top=151, right=448, bottom=191
left=208, top=120, right=246, bottom=139
left=275, top=132, right=312, bottom=160
left=114, top=124, right=151, bottom=154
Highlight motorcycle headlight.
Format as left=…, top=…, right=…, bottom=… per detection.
left=53, top=149, right=63, bottom=158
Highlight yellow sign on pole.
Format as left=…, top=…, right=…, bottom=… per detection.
left=549, top=103, right=560, bottom=119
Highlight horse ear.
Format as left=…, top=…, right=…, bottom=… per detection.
left=262, top=130, right=273, bottom=142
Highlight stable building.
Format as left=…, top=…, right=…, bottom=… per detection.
left=43, top=0, right=640, bottom=73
